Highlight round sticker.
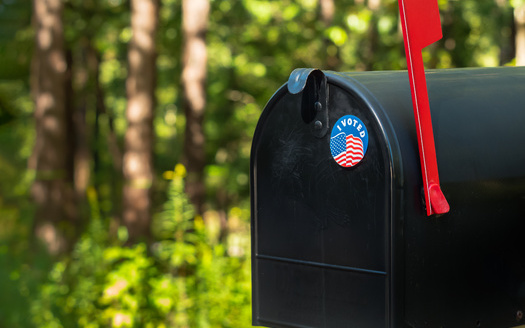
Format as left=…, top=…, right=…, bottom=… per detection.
left=330, top=115, right=369, bottom=168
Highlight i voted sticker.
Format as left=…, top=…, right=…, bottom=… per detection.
left=330, top=115, right=369, bottom=168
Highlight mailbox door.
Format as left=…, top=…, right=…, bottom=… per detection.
left=251, top=79, right=400, bottom=328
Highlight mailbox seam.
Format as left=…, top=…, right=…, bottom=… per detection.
left=257, top=254, right=387, bottom=276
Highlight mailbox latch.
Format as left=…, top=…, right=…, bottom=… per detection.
left=288, top=68, right=329, bottom=138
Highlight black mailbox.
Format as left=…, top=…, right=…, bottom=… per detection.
left=250, top=67, right=525, bottom=328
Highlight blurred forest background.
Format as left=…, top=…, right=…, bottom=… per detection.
left=0, top=0, right=524, bottom=326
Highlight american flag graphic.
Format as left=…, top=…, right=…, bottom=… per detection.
left=330, top=132, right=364, bottom=167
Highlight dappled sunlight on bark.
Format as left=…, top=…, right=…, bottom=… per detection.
left=182, top=0, right=209, bottom=216
left=122, top=0, right=158, bottom=243
left=30, top=0, right=77, bottom=256
left=516, top=4, right=525, bottom=66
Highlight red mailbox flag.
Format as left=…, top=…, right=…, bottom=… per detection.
left=398, top=0, right=450, bottom=216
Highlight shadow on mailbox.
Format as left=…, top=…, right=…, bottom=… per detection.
left=250, top=67, right=525, bottom=328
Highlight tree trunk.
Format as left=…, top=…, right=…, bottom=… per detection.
left=182, top=0, right=209, bottom=216
left=320, top=0, right=334, bottom=27
left=515, top=4, right=525, bottom=65
left=30, top=0, right=77, bottom=256
left=90, top=42, right=122, bottom=238
left=73, top=39, right=92, bottom=198
left=319, top=0, right=339, bottom=70
left=497, top=0, right=515, bottom=65
left=122, top=0, right=158, bottom=243
left=363, top=0, right=380, bottom=71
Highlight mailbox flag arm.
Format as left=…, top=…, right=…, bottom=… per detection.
left=398, top=0, right=450, bottom=216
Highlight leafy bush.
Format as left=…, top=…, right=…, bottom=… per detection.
left=28, top=164, right=252, bottom=328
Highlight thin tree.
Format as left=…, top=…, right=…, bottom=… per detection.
left=73, top=39, right=92, bottom=199
left=320, top=0, right=334, bottom=27
left=516, top=2, right=525, bottom=65
left=320, top=0, right=339, bottom=70
left=122, top=0, right=158, bottom=243
left=181, top=0, right=210, bottom=216
left=30, top=0, right=77, bottom=255
left=364, top=0, right=380, bottom=70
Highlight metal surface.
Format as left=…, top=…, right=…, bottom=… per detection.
left=251, top=66, right=525, bottom=327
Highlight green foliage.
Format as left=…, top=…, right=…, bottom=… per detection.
left=0, top=0, right=521, bottom=326
left=0, top=0, right=32, bottom=80
left=24, top=165, right=251, bottom=328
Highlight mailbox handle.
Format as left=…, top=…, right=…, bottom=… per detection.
left=288, top=69, right=329, bottom=138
